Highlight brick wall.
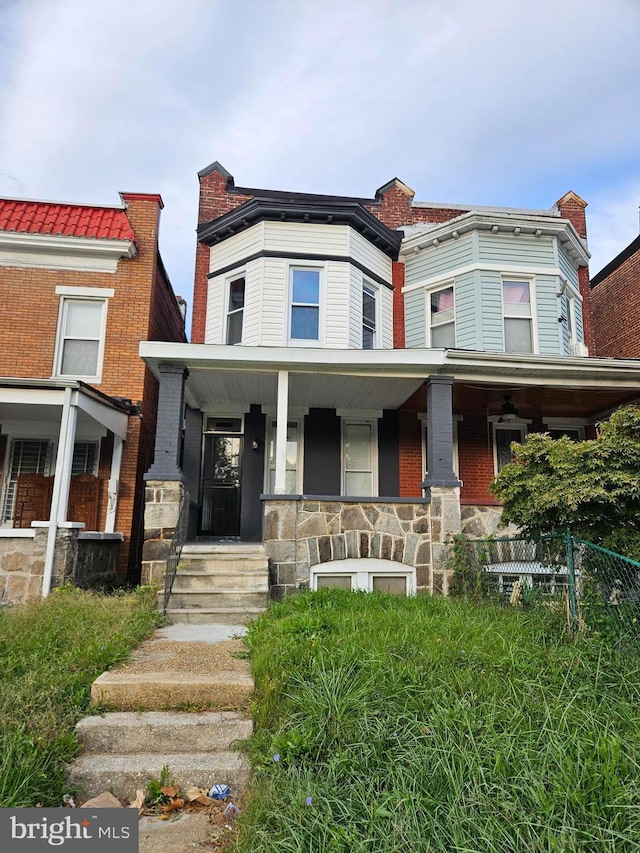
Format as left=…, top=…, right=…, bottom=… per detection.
left=457, top=417, right=499, bottom=506
left=0, top=194, right=184, bottom=580
left=591, top=248, right=640, bottom=358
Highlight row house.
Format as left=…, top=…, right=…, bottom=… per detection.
left=141, top=163, right=640, bottom=603
left=0, top=192, right=186, bottom=602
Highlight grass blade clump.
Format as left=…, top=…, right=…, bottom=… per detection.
left=0, top=585, right=161, bottom=806
left=239, top=589, right=640, bottom=852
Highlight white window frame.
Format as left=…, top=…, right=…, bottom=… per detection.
left=224, top=271, right=246, bottom=346
left=264, top=416, right=304, bottom=494
left=543, top=418, right=586, bottom=442
left=341, top=417, right=378, bottom=497
left=53, top=293, right=109, bottom=381
left=420, top=415, right=460, bottom=480
left=501, top=277, right=537, bottom=355
left=362, top=280, right=378, bottom=349
left=288, top=263, right=324, bottom=345
left=311, top=559, right=416, bottom=596
left=426, top=281, right=456, bottom=348
left=492, top=421, right=528, bottom=475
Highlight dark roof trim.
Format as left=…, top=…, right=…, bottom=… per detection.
left=230, top=185, right=376, bottom=205
left=198, top=161, right=234, bottom=182
left=591, top=233, right=640, bottom=288
left=198, top=195, right=401, bottom=259
left=207, top=250, right=394, bottom=290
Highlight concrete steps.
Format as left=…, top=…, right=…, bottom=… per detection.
left=165, top=542, right=270, bottom=625
left=91, top=671, right=254, bottom=711
left=68, top=712, right=252, bottom=800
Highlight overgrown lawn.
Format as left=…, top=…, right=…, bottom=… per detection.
left=240, top=590, right=640, bottom=852
left=0, top=585, right=161, bottom=807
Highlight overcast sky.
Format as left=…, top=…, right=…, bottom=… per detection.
left=1, top=0, right=640, bottom=331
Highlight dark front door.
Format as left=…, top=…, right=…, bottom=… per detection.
left=200, top=434, right=242, bottom=536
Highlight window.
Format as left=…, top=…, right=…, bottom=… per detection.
left=71, top=442, right=99, bottom=476
left=290, top=268, right=320, bottom=341
left=546, top=426, right=585, bottom=441
left=428, top=285, right=455, bottom=347
left=503, top=279, right=533, bottom=353
left=55, top=298, right=106, bottom=379
left=266, top=418, right=303, bottom=493
left=342, top=419, right=377, bottom=496
left=493, top=423, right=527, bottom=473
left=1, top=440, right=51, bottom=523
left=226, top=275, right=245, bottom=345
left=311, top=559, right=416, bottom=596
left=362, top=282, right=377, bottom=349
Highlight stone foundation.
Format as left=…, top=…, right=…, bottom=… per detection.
left=0, top=529, right=47, bottom=603
left=141, top=480, right=185, bottom=584
left=460, top=505, right=519, bottom=538
left=263, top=495, right=459, bottom=599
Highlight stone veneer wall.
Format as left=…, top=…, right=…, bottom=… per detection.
left=460, top=505, right=519, bottom=538
left=263, top=495, right=459, bottom=599
left=0, top=526, right=117, bottom=603
left=141, top=480, right=184, bottom=584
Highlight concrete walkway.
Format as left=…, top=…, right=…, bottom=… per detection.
left=68, top=623, right=254, bottom=853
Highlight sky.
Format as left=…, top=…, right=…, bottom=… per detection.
left=1, top=0, right=640, bottom=333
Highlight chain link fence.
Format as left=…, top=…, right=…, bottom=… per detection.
left=448, top=531, right=640, bottom=643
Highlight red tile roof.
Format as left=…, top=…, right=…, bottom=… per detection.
left=0, top=199, right=136, bottom=241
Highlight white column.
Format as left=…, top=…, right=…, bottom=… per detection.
left=43, top=387, right=78, bottom=597
left=274, top=370, right=289, bottom=494
left=105, top=435, right=124, bottom=533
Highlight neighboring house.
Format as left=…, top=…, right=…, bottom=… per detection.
left=0, top=192, right=186, bottom=602
left=590, top=231, right=640, bottom=358
left=140, top=163, right=640, bottom=599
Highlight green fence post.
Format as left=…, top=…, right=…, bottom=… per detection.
left=565, top=527, right=578, bottom=632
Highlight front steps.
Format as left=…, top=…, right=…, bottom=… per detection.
left=164, top=542, right=270, bottom=625
left=68, top=711, right=252, bottom=801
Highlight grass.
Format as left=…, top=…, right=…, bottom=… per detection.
left=0, top=584, right=161, bottom=807
left=239, top=590, right=640, bottom=852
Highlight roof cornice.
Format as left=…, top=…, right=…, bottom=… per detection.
left=400, top=210, right=590, bottom=265
left=198, top=195, right=401, bottom=259
left=0, top=230, right=136, bottom=273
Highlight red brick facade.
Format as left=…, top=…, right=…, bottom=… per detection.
left=0, top=193, right=186, bottom=579
left=591, top=239, right=640, bottom=359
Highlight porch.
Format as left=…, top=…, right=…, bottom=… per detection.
left=0, top=379, right=130, bottom=602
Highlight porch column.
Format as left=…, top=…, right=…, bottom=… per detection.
left=105, top=435, right=124, bottom=533
left=274, top=370, right=289, bottom=494
left=43, top=387, right=78, bottom=597
left=421, top=376, right=461, bottom=494
left=145, top=362, right=188, bottom=481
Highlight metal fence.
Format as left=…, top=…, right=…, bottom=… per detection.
left=450, top=531, right=640, bottom=643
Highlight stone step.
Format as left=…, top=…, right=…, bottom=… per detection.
left=182, top=543, right=266, bottom=556
left=91, top=671, right=254, bottom=711
left=164, top=606, right=267, bottom=626
left=179, top=557, right=269, bottom=574
left=76, top=711, right=252, bottom=755
left=67, top=751, right=251, bottom=801
left=172, top=569, right=269, bottom=592
left=167, top=590, right=270, bottom=610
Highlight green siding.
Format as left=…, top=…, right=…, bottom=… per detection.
left=405, top=289, right=426, bottom=348
left=454, top=271, right=478, bottom=349
left=479, top=233, right=555, bottom=266
left=536, top=275, right=560, bottom=354
left=479, top=272, right=504, bottom=352
left=404, top=234, right=474, bottom=285
left=558, top=243, right=579, bottom=290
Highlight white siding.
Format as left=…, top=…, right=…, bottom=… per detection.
left=404, top=234, right=474, bottom=286
left=348, top=230, right=393, bottom=282
left=478, top=232, right=555, bottom=266
left=348, top=266, right=362, bottom=348
left=208, top=222, right=263, bottom=273
left=205, top=274, right=225, bottom=344
left=263, top=221, right=349, bottom=256
left=241, top=258, right=264, bottom=346
left=261, top=257, right=288, bottom=346
left=324, top=261, right=350, bottom=348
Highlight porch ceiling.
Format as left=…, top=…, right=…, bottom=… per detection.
left=187, top=368, right=424, bottom=411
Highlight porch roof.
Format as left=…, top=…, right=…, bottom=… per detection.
left=0, top=378, right=130, bottom=439
left=139, top=342, right=640, bottom=419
